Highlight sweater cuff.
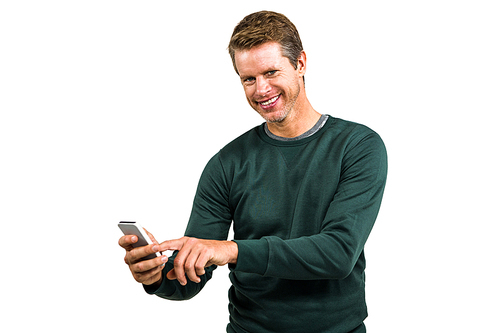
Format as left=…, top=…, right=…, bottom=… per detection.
left=232, top=238, right=269, bottom=275
left=143, top=266, right=176, bottom=296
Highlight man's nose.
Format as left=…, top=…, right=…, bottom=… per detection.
left=256, top=77, right=271, bottom=96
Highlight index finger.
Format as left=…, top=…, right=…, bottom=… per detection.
left=158, top=238, right=186, bottom=253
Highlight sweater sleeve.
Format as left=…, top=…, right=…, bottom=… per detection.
left=143, top=255, right=217, bottom=300
left=145, top=153, right=233, bottom=300
left=232, top=130, right=388, bottom=280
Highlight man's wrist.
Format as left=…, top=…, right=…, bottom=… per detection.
left=145, top=274, right=163, bottom=289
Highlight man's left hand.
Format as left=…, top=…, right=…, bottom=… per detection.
left=158, top=237, right=238, bottom=286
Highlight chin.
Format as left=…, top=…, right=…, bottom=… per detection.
left=257, top=109, right=289, bottom=124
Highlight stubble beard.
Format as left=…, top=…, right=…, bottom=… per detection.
left=258, top=83, right=301, bottom=124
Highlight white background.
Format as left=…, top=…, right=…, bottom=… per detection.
left=1, top=1, right=499, bottom=332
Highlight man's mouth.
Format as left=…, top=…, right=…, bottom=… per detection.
left=259, top=95, right=280, bottom=107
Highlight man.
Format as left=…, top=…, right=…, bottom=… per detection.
left=119, top=11, right=387, bottom=333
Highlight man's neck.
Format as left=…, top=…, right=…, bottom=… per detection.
left=267, top=102, right=321, bottom=138
left=265, top=114, right=329, bottom=141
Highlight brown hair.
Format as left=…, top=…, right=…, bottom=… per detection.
left=228, top=11, right=304, bottom=75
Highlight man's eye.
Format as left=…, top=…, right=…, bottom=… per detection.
left=243, top=77, right=255, bottom=84
left=267, top=70, right=277, bottom=76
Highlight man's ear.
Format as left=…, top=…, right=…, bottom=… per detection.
left=297, top=50, right=307, bottom=77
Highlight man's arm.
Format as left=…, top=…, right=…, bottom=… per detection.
left=233, top=130, right=387, bottom=280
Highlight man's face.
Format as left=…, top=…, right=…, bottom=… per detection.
left=234, top=42, right=305, bottom=123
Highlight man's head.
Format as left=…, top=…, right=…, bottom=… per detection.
left=228, top=11, right=304, bottom=75
left=228, top=11, right=311, bottom=126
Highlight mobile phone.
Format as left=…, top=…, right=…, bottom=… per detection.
left=118, top=221, right=159, bottom=260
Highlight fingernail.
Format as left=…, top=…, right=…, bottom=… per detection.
left=152, top=245, right=158, bottom=252
left=161, top=256, right=168, bottom=262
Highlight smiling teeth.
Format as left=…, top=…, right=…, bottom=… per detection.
left=260, top=95, right=279, bottom=106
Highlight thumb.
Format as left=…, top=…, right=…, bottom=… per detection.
left=166, top=268, right=177, bottom=281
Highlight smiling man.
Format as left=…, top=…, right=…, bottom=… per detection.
left=119, top=11, right=387, bottom=333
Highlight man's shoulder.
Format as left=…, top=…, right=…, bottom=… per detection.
left=326, top=118, right=386, bottom=167
left=219, top=124, right=264, bottom=154
left=328, top=117, right=377, bottom=134
left=324, top=117, right=383, bottom=145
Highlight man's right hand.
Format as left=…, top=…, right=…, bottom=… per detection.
left=118, top=231, right=169, bottom=287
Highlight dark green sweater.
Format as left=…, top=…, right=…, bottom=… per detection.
left=146, top=117, right=387, bottom=333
